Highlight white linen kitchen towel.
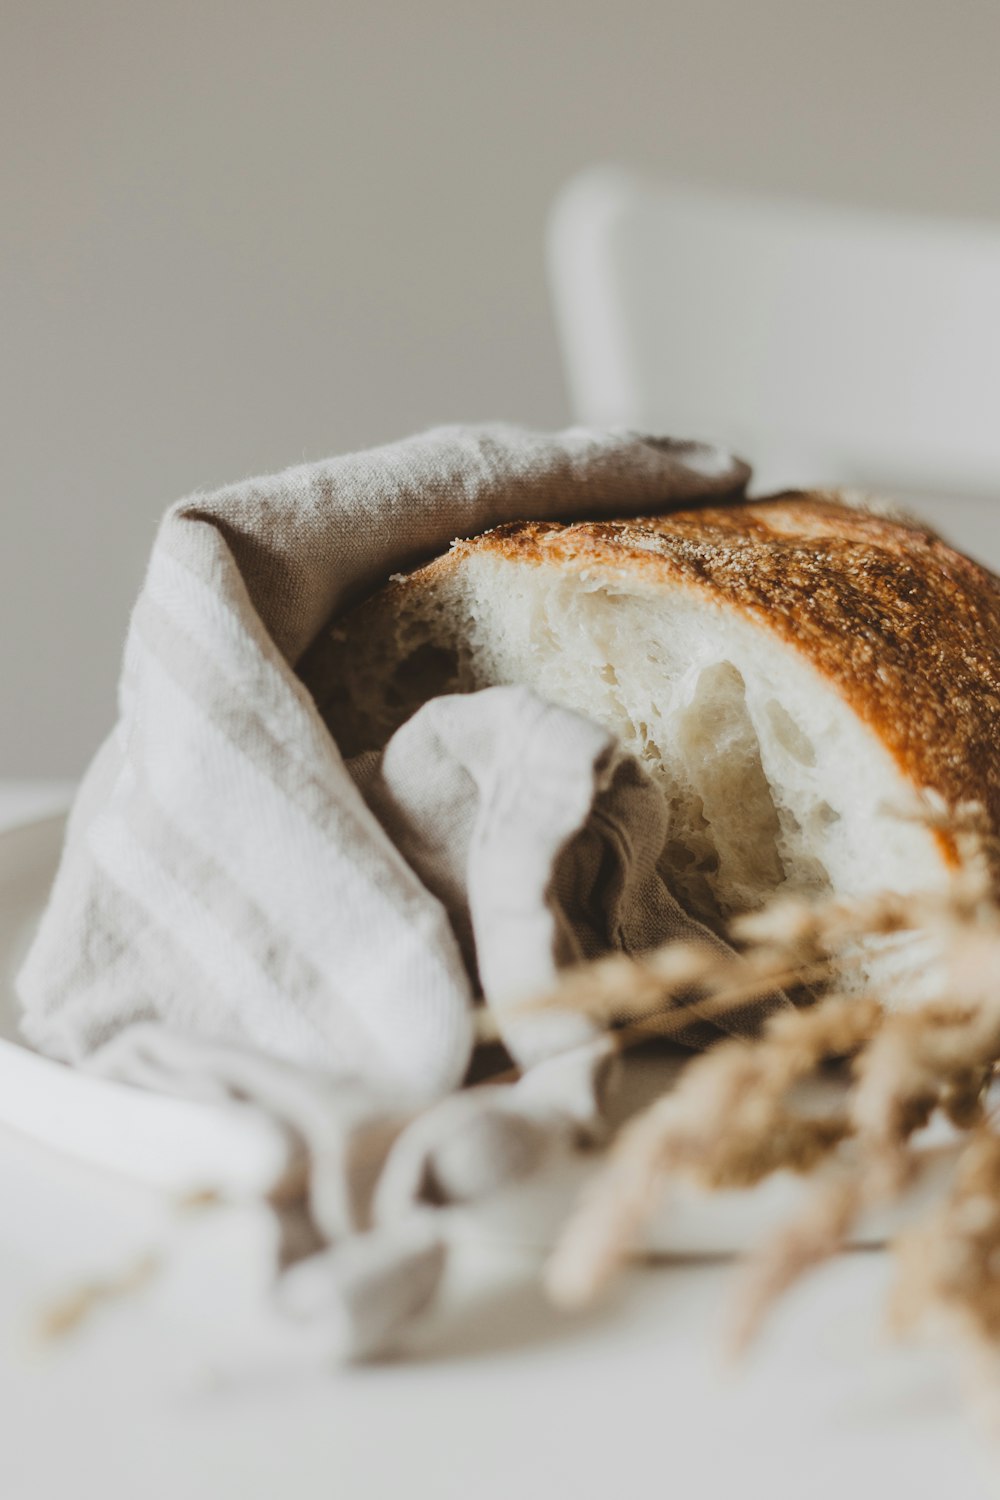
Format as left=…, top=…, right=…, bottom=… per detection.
left=17, top=424, right=768, bottom=1358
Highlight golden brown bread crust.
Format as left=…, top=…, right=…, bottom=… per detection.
left=333, top=493, right=1000, bottom=862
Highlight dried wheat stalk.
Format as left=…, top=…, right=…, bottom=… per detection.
left=547, top=992, right=881, bottom=1308
left=892, top=1125, right=1000, bottom=1350
left=35, top=1252, right=161, bottom=1343
left=537, top=798, right=1000, bottom=1397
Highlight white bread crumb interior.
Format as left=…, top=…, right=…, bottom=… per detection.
left=329, top=547, right=949, bottom=956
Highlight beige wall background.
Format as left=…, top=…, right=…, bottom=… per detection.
left=4, top=0, right=1000, bottom=775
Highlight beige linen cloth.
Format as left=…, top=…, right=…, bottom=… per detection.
left=18, top=424, right=772, bottom=1358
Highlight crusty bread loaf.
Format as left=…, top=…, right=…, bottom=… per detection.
left=317, top=493, right=1000, bottom=942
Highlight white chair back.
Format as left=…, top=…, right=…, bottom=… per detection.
left=548, top=169, right=1000, bottom=497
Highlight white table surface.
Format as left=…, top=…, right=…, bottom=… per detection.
left=2, top=757, right=999, bottom=1500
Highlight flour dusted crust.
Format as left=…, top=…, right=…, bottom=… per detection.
left=316, top=493, right=1000, bottom=945
left=459, top=498, right=1000, bottom=839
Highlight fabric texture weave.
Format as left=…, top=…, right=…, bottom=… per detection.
left=18, top=424, right=770, bottom=1357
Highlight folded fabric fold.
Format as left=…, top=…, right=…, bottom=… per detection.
left=17, top=423, right=764, bottom=1358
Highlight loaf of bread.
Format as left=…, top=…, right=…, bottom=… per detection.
left=319, top=494, right=1000, bottom=937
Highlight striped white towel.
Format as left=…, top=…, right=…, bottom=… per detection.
left=17, top=424, right=756, bottom=1357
